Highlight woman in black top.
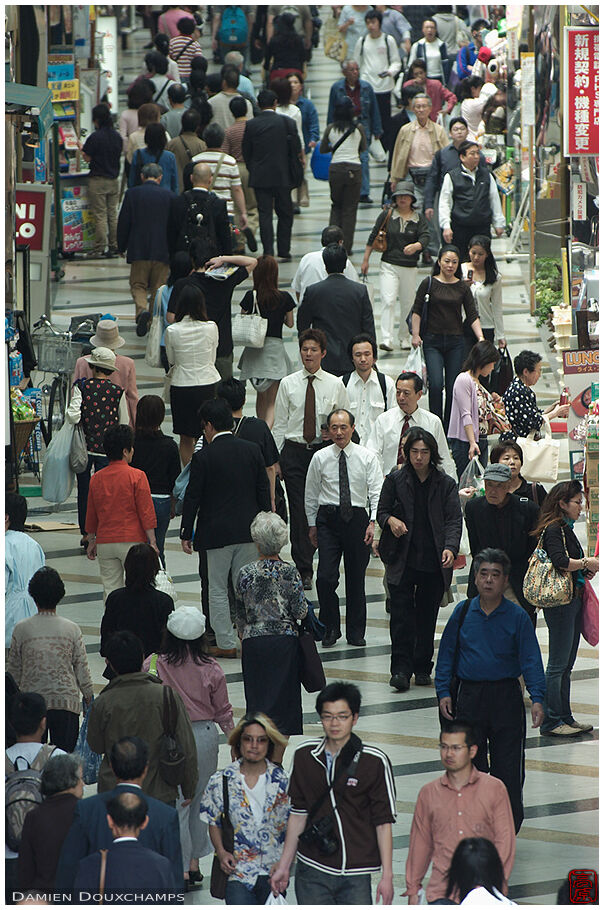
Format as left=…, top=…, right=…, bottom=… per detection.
left=100, top=543, right=174, bottom=665
left=490, top=441, right=547, bottom=506
left=411, top=243, right=483, bottom=427
left=264, top=12, right=306, bottom=81
left=237, top=255, right=295, bottom=427
left=131, top=395, right=181, bottom=567
left=533, top=481, right=599, bottom=737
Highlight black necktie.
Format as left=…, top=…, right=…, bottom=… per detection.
left=339, top=450, right=353, bottom=522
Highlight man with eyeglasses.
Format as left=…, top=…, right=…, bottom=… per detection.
left=270, top=681, right=396, bottom=905
left=435, top=547, right=545, bottom=834
left=405, top=721, right=515, bottom=904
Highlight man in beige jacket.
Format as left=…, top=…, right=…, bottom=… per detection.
left=390, top=93, right=447, bottom=263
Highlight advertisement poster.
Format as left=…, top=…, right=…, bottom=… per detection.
left=563, top=27, right=599, bottom=155
left=562, top=349, right=599, bottom=478
left=15, top=189, right=48, bottom=251
left=61, top=186, right=94, bottom=252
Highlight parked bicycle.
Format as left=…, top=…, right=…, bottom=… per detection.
left=31, top=314, right=97, bottom=445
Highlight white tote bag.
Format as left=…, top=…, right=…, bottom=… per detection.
left=231, top=290, right=268, bottom=349
left=517, top=418, right=560, bottom=482
left=145, top=286, right=165, bottom=368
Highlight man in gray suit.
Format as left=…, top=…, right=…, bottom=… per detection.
left=242, top=89, right=302, bottom=260
left=297, top=244, right=376, bottom=376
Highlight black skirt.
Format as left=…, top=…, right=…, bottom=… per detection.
left=241, top=633, right=302, bottom=736
left=170, top=383, right=216, bottom=438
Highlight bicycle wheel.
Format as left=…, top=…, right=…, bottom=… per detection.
left=47, top=376, right=67, bottom=442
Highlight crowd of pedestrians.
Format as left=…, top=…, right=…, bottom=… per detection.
left=6, top=5, right=598, bottom=907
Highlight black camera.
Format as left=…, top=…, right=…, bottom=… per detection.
left=299, top=815, right=339, bottom=855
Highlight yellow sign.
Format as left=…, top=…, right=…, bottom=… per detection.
left=48, top=79, right=80, bottom=102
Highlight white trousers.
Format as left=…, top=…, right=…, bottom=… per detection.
left=207, top=542, right=257, bottom=649
left=97, top=541, right=140, bottom=600
left=378, top=260, right=418, bottom=346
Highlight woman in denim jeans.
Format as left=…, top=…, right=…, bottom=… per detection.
left=131, top=395, right=181, bottom=567
left=533, top=481, right=599, bottom=738
left=410, top=244, right=483, bottom=428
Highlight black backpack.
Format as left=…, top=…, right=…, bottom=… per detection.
left=343, top=368, right=389, bottom=411
left=176, top=189, right=219, bottom=255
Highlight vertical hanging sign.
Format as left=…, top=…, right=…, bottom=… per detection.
left=563, top=27, right=599, bottom=156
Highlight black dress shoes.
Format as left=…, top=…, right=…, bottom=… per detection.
left=322, top=630, right=342, bottom=648
left=414, top=673, right=432, bottom=686
left=347, top=637, right=366, bottom=646
left=389, top=673, right=410, bottom=692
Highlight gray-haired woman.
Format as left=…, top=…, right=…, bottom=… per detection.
left=18, top=754, right=83, bottom=892
left=235, top=512, right=308, bottom=756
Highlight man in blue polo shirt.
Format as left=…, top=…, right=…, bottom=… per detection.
left=435, top=547, right=545, bottom=833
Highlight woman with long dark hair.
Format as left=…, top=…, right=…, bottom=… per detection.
left=131, top=395, right=181, bottom=566
left=462, top=234, right=505, bottom=352
left=447, top=837, right=513, bottom=906
left=119, top=80, right=155, bottom=151
left=129, top=122, right=178, bottom=191
left=100, top=543, right=174, bottom=660
left=237, top=255, right=295, bottom=426
left=411, top=244, right=483, bottom=427
left=448, top=340, right=500, bottom=478
left=164, top=284, right=220, bottom=465
left=143, top=606, right=233, bottom=888
left=264, top=12, right=306, bottom=81
left=270, top=76, right=304, bottom=148
left=532, top=481, right=599, bottom=737
left=319, top=97, right=367, bottom=254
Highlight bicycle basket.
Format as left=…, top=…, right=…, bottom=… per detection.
left=34, top=336, right=83, bottom=373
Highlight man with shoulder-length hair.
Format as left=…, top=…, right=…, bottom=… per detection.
left=377, top=426, right=461, bottom=692
left=435, top=547, right=545, bottom=833
left=271, top=682, right=396, bottom=905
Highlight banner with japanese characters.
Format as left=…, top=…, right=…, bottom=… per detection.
left=563, top=27, right=599, bottom=156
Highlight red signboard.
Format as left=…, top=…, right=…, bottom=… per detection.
left=564, top=28, right=599, bottom=156
left=15, top=189, right=47, bottom=251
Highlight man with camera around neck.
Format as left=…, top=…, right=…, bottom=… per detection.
left=270, top=682, right=396, bottom=905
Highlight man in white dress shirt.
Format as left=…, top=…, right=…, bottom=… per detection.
left=291, top=225, right=359, bottom=302
left=273, top=329, right=349, bottom=588
left=342, top=334, right=396, bottom=446
left=305, top=409, right=383, bottom=648
left=367, top=371, right=457, bottom=478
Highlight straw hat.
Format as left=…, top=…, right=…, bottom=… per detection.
left=90, top=318, right=125, bottom=350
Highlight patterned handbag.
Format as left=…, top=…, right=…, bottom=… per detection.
left=523, top=531, right=573, bottom=608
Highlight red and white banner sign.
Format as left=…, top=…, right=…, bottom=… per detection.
left=563, top=27, right=599, bottom=156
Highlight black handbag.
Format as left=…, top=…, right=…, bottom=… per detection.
left=210, top=775, right=235, bottom=899
left=490, top=346, right=514, bottom=396
left=301, top=598, right=326, bottom=641
left=158, top=686, right=187, bottom=786
left=406, top=275, right=432, bottom=335
left=298, top=627, right=326, bottom=692
left=439, top=598, right=470, bottom=729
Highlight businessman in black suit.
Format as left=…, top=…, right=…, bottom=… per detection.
left=55, top=736, right=183, bottom=896
left=297, top=244, right=376, bottom=376
left=116, top=162, right=176, bottom=336
left=72, top=791, right=176, bottom=904
left=181, top=399, right=271, bottom=657
left=242, top=88, right=302, bottom=260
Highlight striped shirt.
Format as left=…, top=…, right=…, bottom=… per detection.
left=168, top=34, right=204, bottom=79
left=190, top=149, right=241, bottom=216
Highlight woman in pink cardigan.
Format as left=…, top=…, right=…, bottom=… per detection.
left=72, top=318, right=138, bottom=427
left=447, top=340, right=500, bottom=480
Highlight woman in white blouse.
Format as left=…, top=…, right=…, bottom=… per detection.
left=165, top=285, right=220, bottom=465
left=462, top=234, right=505, bottom=354
left=319, top=97, right=367, bottom=254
